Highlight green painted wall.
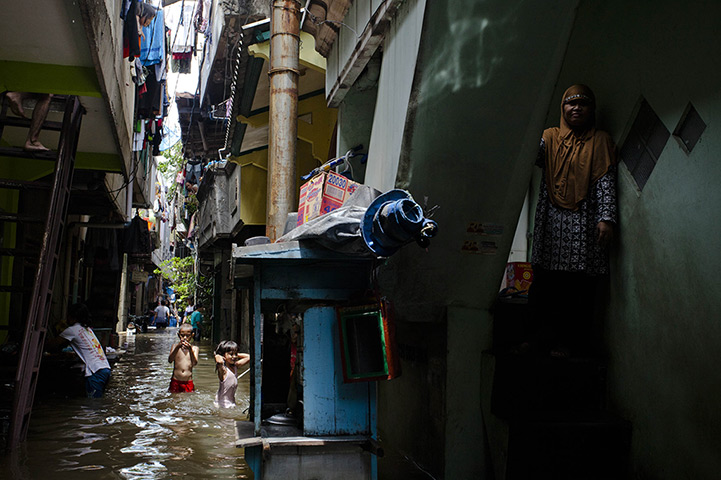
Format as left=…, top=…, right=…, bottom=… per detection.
left=551, top=3, right=721, bottom=478
left=0, top=61, right=101, bottom=97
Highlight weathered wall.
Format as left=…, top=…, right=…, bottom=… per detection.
left=336, top=75, right=378, bottom=183
left=78, top=0, right=135, bottom=178
left=366, top=0, right=580, bottom=477
left=212, top=250, right=234, bottom=345
left=380, top=0, right=578, bottom=314
left=364, top=0, right=426, bottom=192
left=551, top=2, right=721, bottom=478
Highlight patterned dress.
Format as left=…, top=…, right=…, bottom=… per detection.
left=531, top=138, right=617, bottom=275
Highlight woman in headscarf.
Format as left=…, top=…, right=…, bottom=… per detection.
left=529, top=84, right=618, bottom=358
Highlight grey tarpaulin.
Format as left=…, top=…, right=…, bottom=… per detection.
left=276, top=185, right=381, bottom=256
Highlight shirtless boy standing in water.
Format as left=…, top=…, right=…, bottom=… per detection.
left=168, top=324, right=199, bottom=392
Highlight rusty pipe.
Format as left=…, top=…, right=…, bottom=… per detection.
left=266, top=0, right=301, bottom=242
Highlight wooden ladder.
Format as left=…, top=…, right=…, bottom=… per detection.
left=4, top=95, right=85, bottom=451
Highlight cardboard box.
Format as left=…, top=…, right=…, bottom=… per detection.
left=297, top=171, right=360, bottom=226
left=503, top=262, right=534, bottom=293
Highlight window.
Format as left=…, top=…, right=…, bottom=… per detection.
left=620, top=99, right=670, bottom=190
left=673, top=103, right=706, bottom=154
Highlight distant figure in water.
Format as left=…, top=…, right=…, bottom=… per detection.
left=167, top=323, right=199, bottom=392
left=214, top=340, right=250, bottom=408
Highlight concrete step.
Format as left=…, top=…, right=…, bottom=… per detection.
left=505, top=410, right=631, bottom=480
left=491, top=353, right=607, bottom=419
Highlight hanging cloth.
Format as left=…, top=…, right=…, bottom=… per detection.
left=140, top=8, right=165, bottom=66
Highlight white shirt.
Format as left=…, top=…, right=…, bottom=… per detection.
left=60, top=323, right=111, bottom=376
left=215, top=366, right=238, bottom=408
left=154, top=305, right=170, bottom=320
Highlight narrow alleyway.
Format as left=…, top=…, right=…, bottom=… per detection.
left=1, top=329, right=251, bottom=479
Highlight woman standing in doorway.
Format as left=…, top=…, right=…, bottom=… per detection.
left=529, top=84, right=618, bottom=358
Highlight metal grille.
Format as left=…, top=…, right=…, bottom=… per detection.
left=621, top=99, right=669, bottom=191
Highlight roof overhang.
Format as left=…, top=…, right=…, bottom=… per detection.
left=1, top=0, right=138, bottom=217
left=1, top=1, right=128, bottom=173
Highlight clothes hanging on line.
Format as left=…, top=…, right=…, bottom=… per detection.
left=171, top=52, right=192, bottom=74
left=140, top=8, right=165, bottom=66
left=122, top=215, right=153, bottom=254
left=168, top=2, right=197, bottom=55
left=123, top=0, right=141, bottom=60
left=185, top=160, right=203, bottom=185
left=137, top=68, right=165, bottom=119
left=133, top=120, right=146, bottom=152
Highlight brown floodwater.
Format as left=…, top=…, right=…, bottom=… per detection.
left=1, top=328, right=252, bottom=479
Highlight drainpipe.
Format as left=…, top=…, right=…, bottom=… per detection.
left=126, top=176, right=134, bottom=221
left=266, top=0, right=301, bottom=241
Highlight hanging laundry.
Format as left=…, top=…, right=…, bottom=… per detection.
left=120, top=0, right=132, bottom=20
left=171, top=52, right=192, bottom=74
left=162, top=85, right=170, bottom=117
left=122, top=215, right=153, bottom=254
left=194, top=0, right=211, bottom=34
left=133, top=120, right=146, bottom=152
left=185, top=159, right=203, bottom=185
left=140, top=8, right=165, bottom=66
left=123, top=0, right=141, bottom=60
left=124, top=2, right=158, bottom=61
left=137, top=68, right=163, bottom=119
left=167, top=1, right=196, bottom=56
left=152, top=119, right=163, bottom=156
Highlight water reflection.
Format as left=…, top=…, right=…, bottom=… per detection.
left=1, top=328, right=251, bottom=479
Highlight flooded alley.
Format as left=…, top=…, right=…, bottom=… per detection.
left=1, top=329, right=251, bottom=479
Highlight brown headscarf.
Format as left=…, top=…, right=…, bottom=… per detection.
left=541, top=85, right=616, bottom=210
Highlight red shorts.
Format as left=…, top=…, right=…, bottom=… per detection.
left=169, top=378, right=195, bottom=393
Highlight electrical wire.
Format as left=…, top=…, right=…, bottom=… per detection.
left=304, top=7, right=359, bottom=38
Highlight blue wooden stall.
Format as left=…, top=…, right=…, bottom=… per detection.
left=233, top=241, right=380, bottom=480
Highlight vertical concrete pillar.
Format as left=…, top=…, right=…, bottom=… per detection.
left=116, top=253, right=128, bottom=333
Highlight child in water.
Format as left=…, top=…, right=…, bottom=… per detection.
left=167, top=323, right=199, bottom=392
left=214, top=340, right=250, bottom=408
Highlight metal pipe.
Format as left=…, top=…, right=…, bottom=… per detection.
left=266, top=0, right=301, bottom=242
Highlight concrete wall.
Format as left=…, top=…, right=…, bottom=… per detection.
left=78, top=0, right=135, bottom=178
left=210, top=249, right=234, bottom=345
left=364, top=0, right=426, bottom=192
left=331, top=0, right=721, bottom=477
left=349, top=0, right=580, bottom=477
left=380, top=0, right=578, bottom=314
left=550, top=2, right=721, bottom=478
left=337, top=76, right=378, bottom=183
